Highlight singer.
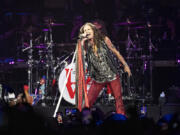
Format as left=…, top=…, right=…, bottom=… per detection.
left=75, top=22, right=131, bottom=115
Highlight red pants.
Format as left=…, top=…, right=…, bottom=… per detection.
left=87, top=76, right=125, bottom=115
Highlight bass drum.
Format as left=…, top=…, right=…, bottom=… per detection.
left=58, top=63, right=92, bottom=105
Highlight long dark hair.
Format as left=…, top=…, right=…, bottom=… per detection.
left=79, top=22, right=105, bottom=49
left=92, top=19, right=108, bottom=36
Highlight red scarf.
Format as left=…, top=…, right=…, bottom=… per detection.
left=76, top=41, right=89, bottom=111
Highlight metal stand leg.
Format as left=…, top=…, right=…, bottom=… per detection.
left=53, top=90, right=59, bottom=106
left=52, top=53, right=73, bottom=106
left=148, top=25, right=157, bottom=101
left=53, top=49, right=77, bottom=117
left=27, top=33, right=33, bottom=94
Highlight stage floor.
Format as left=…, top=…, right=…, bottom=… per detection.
left=32, top=99, right=180, bottom=122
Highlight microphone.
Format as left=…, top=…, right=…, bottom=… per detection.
left=78, top=33, right=89, bottom=39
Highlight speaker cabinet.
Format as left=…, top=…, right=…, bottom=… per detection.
left=152, top=63, right=180, bottom=104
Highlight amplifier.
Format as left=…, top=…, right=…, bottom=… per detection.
left=152, top=62, right=180, bottom=104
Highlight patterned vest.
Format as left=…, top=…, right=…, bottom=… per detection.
left=86, top=41, right=118, bottom=83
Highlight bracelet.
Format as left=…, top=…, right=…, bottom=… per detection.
left=124, top=63, right=128, bottom=67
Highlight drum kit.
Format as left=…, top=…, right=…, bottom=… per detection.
left=114, top=18, right=162, bottom=101
left=15, top=17, right=75, bottom=104
left=15, top=16, right=162, bottom=107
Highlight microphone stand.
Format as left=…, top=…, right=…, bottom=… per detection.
left=53, top=47, right=77, bottom=117
left=52, top=52, right=74, bottom=106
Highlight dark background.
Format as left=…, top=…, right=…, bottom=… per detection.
left=0, top=0, right=180, bottom=104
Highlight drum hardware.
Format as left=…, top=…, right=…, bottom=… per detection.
left=50, top=22, right=65, bottom=26
left=124, top=19, right=162, bottom=102
left=120, top=70, right=137, bottom=100
left=126, top=23, right=136, bottom=50
left=34, top=35, right=42, bottom=43
left=124, top=19, right=142, bottom=99
left=56, top=43, right=76, bottom=47
left=135, top=22, right=158, bottom=101
left=52, top=52, right=74, bottom=106
left=126, top=56, right=147, bottom=60
left=53, top=47, right=77, bottom=117
left=21, top=19, right=56, bottom=97
left=15, top=16, right=67, bottom=100
left=125, top=19, right=140, bottom=61
left=113, top=19, right=143, bottom=26
left=126, top=75, right=135, bottom=99
left=132, top=26, right=147, bottom=30
left=35, top=44, right=46, bottom=49
left=55, top=52, right=74, bottom=69
left=147, top=22, right=158, bottom=101
left=43, top=16, right=65, bottom=27
left=41, top=18, right=57, bottom=99
left=126, top=48, right=143, bottom=51
left=23, top=32, right=34, bottom=94
left=132, top=24, right=163, bottom=30
left=147, top=22, right=158, bottom=53
left=113, top=18, right=143, bottom=51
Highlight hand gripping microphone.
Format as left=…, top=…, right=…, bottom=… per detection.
left=78, top=33, right=89, bottom=39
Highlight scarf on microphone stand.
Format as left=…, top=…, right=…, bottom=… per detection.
left=75, top=40, right=89, bottom=112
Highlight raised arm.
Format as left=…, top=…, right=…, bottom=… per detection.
left=104, top=36, right=132, bottom=76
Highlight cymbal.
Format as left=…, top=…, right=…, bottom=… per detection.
left=140, top=55, right=152, bottom=60
left=132, top=26, right=146, bottom=29
left=21, top=43, right=46, bottom=49
left=50, top=23, right=65, bottom=26
left=44, top=22, right=65, bottom=27
left=34, top=44, right=46, bottom=49
left=132, top=25, right=164, bottom=30
left=42, top=28, right=49, bottom=32
left=147, top=24, right=164, bottom=28
left=126, top=55, right=151, bottom=60
left=56, top=43, right=76, bottom=47
left=41, top=24, right=65, bottom=32
left=126, top=48, right=143, bottom=51
left=114, top=21, right=142, bottom=26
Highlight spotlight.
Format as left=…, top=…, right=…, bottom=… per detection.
left=177, top=59, right=180, bottom=64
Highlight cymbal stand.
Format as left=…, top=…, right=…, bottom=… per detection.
left=141, top=56, right=148, bottom=98
left=44, top=24, right=54, bottom=98
left=139, top=25, right=154, bottom=101
left=148, top=24, right=157, bottom=100
left=126, top=24, right=136, bottom=58
left=52, top=52, right=73, bottom=106
left=27, top=33, right=33, bottom=94
left=53, top=49, right=76, bottom=117
left=125, top=20, right=136, bottom=98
